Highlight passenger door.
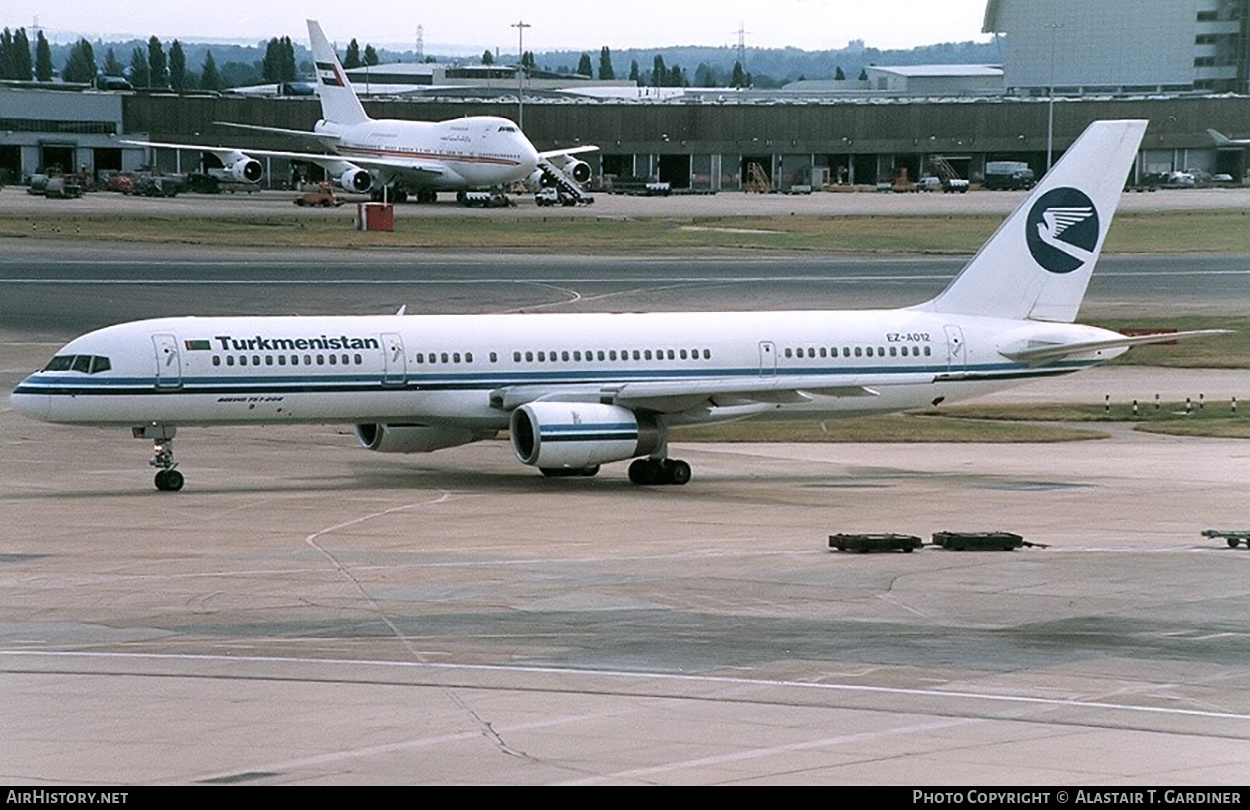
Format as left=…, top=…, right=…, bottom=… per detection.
left=152, top=334, right=182, bottom=388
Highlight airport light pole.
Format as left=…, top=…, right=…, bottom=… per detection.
left=512, top=20, right=531, bottom=129
left=1045, top=23, right=1064, bottom=173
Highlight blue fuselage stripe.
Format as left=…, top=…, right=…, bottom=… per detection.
left=13, top=360, right=1095, bottom=398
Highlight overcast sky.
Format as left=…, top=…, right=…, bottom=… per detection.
left=9, top=0, right=992, bottom=53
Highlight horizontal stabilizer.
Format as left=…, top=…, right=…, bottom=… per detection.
left=214, top=121, right=340, bottom=142
left=1002, top=329, right=1231, bottom=362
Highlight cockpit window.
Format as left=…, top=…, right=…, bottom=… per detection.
left=43, top=355, right=75, bottom=371
left=43, top=354, right=112, bottom=374
left=497, top=125, right=517, bottom=133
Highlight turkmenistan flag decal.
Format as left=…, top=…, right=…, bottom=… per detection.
left=184, top=340, right=212, bottom=351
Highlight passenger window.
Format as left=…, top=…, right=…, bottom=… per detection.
left=441, top=353, right=449, bottom=363
left=466, top=352, right=473, bottom=363
left=304, top=355, right=312, bottom=365
left=453, top=353, right=461, bottom=363
left=854, top=347, right=862, bottom=357
left=924, top=346, right=932, bottom=356
left=212, top=356, right=221, bottom=367
left=278, top=355, right=286, bottom=366
left=890, top=347, right=897, bottom=357
left=315, top=355, right=323, bottom=365
left=328, top=354, right=336, bottom=365
left=227, top=356, right=235, bottom=366
left=525, top=351, right=533, bottom=362
left=355, top=354, right=363, bottom=364
left=267, top=355, right=275, bottom=365
left=680, top=349, right=688, bottom=360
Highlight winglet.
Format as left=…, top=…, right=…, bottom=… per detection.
left=307, top=20, right=370, bottom=127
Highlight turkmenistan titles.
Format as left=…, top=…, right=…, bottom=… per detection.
left=213, top=335, right=381, bottom=352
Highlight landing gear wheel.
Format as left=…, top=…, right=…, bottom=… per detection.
left=629, top=458, right=659, bottom=485
left=663, top=459, right=692, bottom=486
left=154, top=469, right=184, bottom=492
left=629, top=458, right=690, bottom=486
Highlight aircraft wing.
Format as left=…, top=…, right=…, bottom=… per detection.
left=122, top=139, right=446, bottom=177
left=1001, top=329, right=1232, bottom=363
left=1208, top=129, right=1250, bottom=147
left=538, top=145, right=599, bottom=160
left=491, top=375, right=878, bottom=413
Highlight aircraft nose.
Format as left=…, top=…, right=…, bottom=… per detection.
left=11, top=376, right=50, bottom=421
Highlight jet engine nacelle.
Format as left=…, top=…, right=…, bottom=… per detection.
left=509, top=402, right=663, bottom=470
left=338, top=167, right=373, bottom=194
left=225, top=157, right=263, bottom=184
left=355, top=423, right=478, bottom=453
left=565, top=158, right=591, bottom=184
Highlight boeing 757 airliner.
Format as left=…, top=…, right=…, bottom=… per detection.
left=12, top=120, right=1221, bottom=491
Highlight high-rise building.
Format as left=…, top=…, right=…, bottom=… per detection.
left=983, top=0, right=1249, bottom=94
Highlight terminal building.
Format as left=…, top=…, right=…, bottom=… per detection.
left=0, top=0, right=1247, bottom=191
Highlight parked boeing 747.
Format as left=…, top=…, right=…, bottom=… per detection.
left=13, top=120, right=1222, bottom=491
left=126, top=20, right=596, bottom=204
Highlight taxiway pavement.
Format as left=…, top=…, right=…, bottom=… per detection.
left=0, top=241, right=1246, bottom=785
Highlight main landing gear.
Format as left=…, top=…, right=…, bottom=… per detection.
left=134, top=424, right=183, bottom=491
left=628, top=457, right=691, bottom=486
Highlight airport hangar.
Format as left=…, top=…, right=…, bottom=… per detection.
left=1, top=84, right=1248, bottom=193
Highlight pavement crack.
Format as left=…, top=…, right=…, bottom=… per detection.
left=301, top=492, right=530, bottom=760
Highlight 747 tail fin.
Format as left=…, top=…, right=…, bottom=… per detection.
left=919, top=119, right=1148, bottom=323
left=307, top=19, right=370, bottom=128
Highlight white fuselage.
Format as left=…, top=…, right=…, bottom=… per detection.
left=316, top=116, right=540, bottom=190
left=10, top=310, right=1119, bottom=430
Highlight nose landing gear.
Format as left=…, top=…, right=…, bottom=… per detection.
left=134, top=424, right=183, bottom=491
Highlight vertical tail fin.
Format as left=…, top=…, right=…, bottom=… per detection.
left=920, top=119, right=1147, bottom=323
left=307, top=20, right=370, bottom=127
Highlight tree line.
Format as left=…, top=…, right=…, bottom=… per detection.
left=1, top=29, right=992, bottom=91
left=0, top=28, right=328, bottom=90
